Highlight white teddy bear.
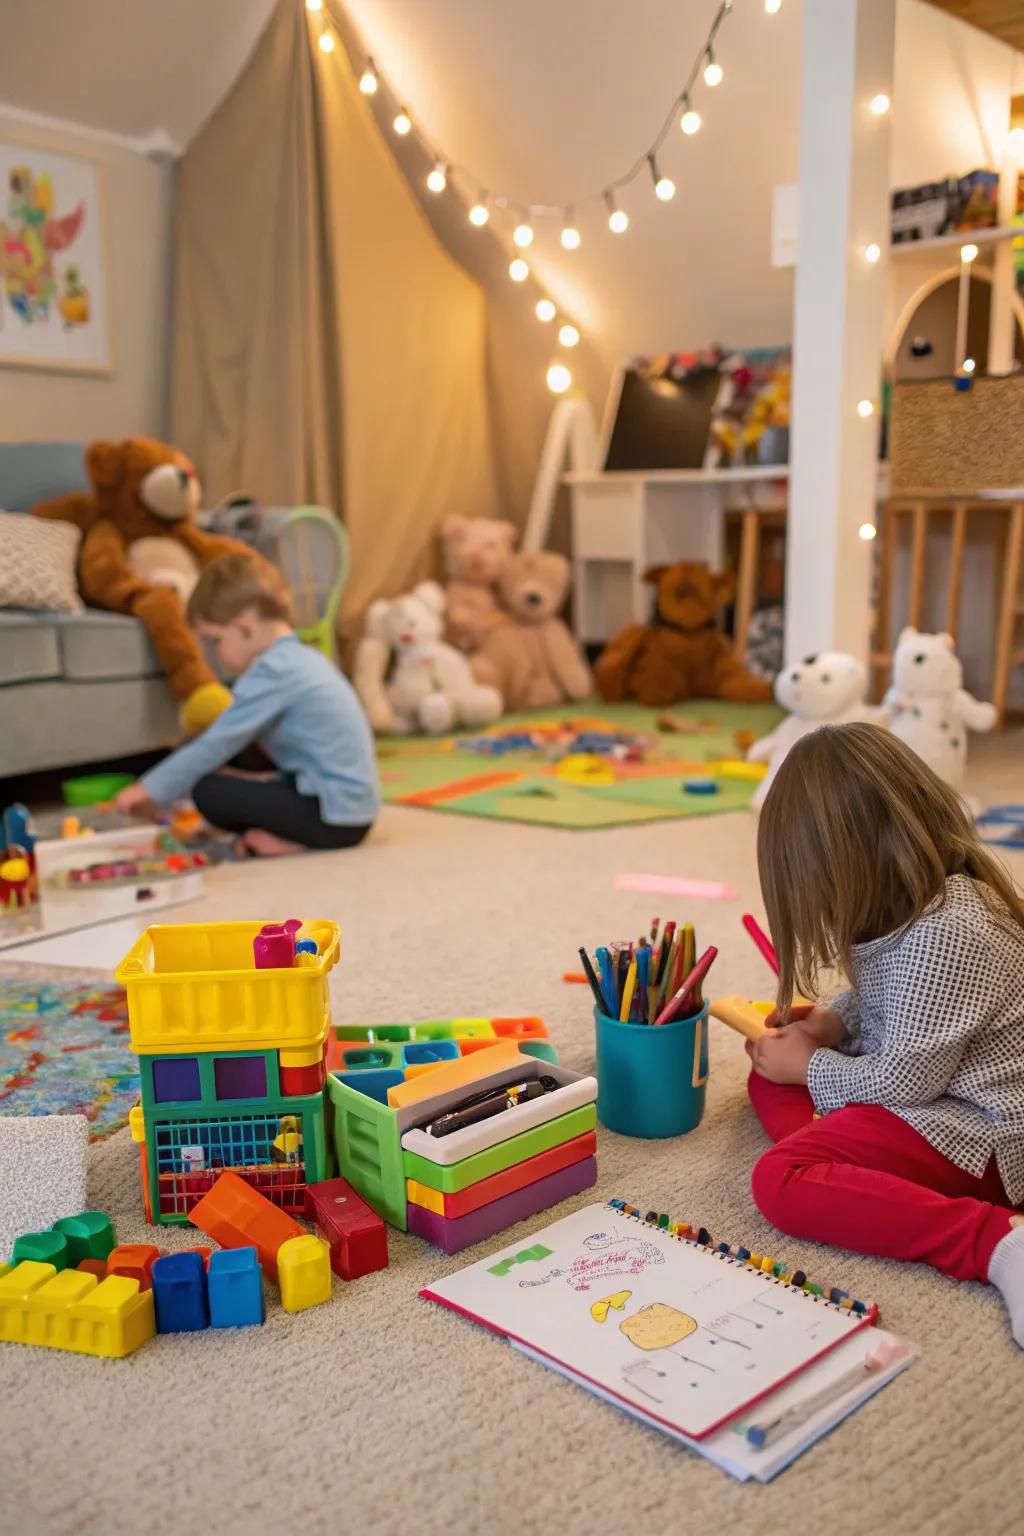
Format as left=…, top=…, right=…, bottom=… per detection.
left=354, top=580, right=503, bottom=735
left=747, top=651, right=882, bottom=809
left=883, top=627, right=996, bottom=797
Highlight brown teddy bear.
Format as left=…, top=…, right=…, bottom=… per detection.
left=473, top=551, right=592, bottom=711
left=32, top=437, right=258, bottom=732
left=439, top=514, right=517, bottom=651
left=594, top=561, right=773, bottom=706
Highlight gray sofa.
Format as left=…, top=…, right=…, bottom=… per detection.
left=0, top=442, right=180, bottom=779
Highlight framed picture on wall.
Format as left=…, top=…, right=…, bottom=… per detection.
left=0, top=139, right=112, bottom=373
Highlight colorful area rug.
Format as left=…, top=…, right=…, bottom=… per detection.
left=378, top=700, right=781, bottom=829
left=0, top=982, right=137, bottom=1139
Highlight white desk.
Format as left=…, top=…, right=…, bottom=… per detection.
left=563, top=465, right=790, bottom=644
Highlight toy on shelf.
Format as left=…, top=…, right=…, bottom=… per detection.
left=883, top=627, right=996, bottom=802
left=746, top=651, right=883, bottom=810
left=354, top=580, right=503, bottom=735
left=594, top=562, right=774, bottom=706
left=118, top=919, right=339, bottom=1224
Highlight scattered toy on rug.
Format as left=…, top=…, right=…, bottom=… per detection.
left=883, top=627, right=996, bottom=804
left=471, top=551, right=592, bottom=710
left=594, top=562, right=773, bottom=706
left=746, top=651, right=883, bottom=809
left=30, top=438, right=266, bottom=733
left=355, top=580, right=503, bottom=734
left=439, top=513, right=518, bottom=652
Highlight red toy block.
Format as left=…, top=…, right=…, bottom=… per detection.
left=304, top=1178, right=388, bottom=1281
left=106, top=1243, right=160, bottom=1291
left=279, top=1060, right=326, bottom=1096
left=77, top=1259, right=108, bottom=1279
left=189, top=1171, right=303, bottom=1280
left=181, top=1246, right=213, bottom=1268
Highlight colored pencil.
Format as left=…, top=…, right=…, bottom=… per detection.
left=655, top=921, right=676, bottom=985
left=596, top=946, right=618, bottom=1015
left=619, top=956, right=638, bottom=1022
left=653, top=945, right=718, bottom=1026
left=742, top=913, right=779, bottom=975
left=681, top=922, right=696, bottom=980
left=635, top=945, right=651, bottom=1024
left=578, top=947, right=608, bottom=1010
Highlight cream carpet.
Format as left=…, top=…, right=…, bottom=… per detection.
left=3, top=730, right=1023, bottom=1535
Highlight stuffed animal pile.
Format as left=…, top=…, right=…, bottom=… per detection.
left=594, top=561, right=773, bottom=706
left=31, top=437, right=256, bottom=732
left=353, top=581, right=502, bottom=735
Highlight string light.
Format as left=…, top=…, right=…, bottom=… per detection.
left=426, top=162, right=448, bottom=194
left=559, top=324, right=580, bottom=348
left=764, top=0, right=782, bottom=12
left=469, top=197, right=489, bottom=226
left=513, top=223, right=534, bottom=249
left=870, top=93, right=890, bottom=116
left=648, top=154, right=675, bottom=201
left=359, top=60, right=379, bottom=95
left=305, top=0, right=322, bottom=10
left=547, top=363, right=572, bottom=394
left=1009, top=126, right=1024, bottom=155
left=561, top=211, right=581, bottom=250
left=605, top=191, right=629, bottom=233
left=864, top=242, right=881, bottom=263
left=960, top=243, right=978, bottom=263
left=858, top=522, right=877, bottom=541
left=680, top=99, right=702, bottom=135
left=962, top=357, right=976, bottom=374
left=318, top=30, right=335, bottom=53
left=509, top=258, right=529, bottom=282
left=703, top=50, right=723, bottom=87
left=393, top=108, right=412, bottom=135
left=856, top=399, right=875, bottom=418
left=536, top=299, right=556, bottom=322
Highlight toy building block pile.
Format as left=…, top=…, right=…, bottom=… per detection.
left=328, top=1038, right=598, bottom=1254
left=119, top=918, right=340, bottom=1224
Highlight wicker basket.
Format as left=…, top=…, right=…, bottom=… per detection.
left=890, top=375, right=1024, bottom=494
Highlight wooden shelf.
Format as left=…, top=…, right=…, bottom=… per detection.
left=890, top=224, right=1021, bottom=258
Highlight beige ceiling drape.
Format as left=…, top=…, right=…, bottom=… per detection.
left=171, top=0, right=500, bottom=628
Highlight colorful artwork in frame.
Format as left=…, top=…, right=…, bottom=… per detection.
left=0, top=140, right=112, bottom=373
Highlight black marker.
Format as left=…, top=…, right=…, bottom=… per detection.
left=426, top=1076, right=558, bottom=1137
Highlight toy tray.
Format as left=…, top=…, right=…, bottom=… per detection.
left=399, top=1063, right=597, bottom=1166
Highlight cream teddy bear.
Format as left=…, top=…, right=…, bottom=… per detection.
left=354, top=580, right=503, bottom=735
left=883, top=627, right=996, bottom=797
left=747, top=651, right=883, bottom=809
left=439, top=514, right=517, bottom=652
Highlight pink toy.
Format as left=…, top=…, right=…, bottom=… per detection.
left=253, top=918, right=302, bottom=968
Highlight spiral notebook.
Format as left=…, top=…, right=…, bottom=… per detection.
left=421, top=1199, right=915, bottom=1477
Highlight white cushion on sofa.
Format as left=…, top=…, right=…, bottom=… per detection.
left=0, top=509, right=82, bottom=614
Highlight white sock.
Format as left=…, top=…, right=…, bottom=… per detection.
left=988, top=1224, right=1024, bottom=1348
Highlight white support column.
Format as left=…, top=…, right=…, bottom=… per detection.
left=785, top=0, right=895, bottom=664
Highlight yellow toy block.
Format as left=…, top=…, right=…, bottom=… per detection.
left=450, top=1019, right=497, bottom=1040
left=279, top=1039, right=327, bottom=1069
left=277, top=1235, right=332, bottom=1313
left=0, top=1260, right=155, bottom=1358
left=386, top=1040, right=524, bottom=1109
left=710, top=759, right=768, bottom=782
left=129, top=1104, right=146, bottom=1143
left=406, top=1179, right=445, bottom=1216
left=0, top=1262, right=9, bottom=1280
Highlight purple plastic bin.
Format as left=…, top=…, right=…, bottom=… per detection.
left=407, top=1156, right=597, bottom=1254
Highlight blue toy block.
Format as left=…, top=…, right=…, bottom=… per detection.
left=207, top=1246, right=265, bottom=1328
left=152, top=1251, right=209, bottom=1332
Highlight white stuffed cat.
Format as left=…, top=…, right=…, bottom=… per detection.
left=748, top=651, right=883, bottom=809
left=883, top=627, right=996, bottom=795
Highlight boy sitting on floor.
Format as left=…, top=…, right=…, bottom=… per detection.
left=116, top=554, right=379, bottom=856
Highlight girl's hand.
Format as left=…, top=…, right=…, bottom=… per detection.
left=764, top=1004, right=846, bottom=1048
left=746, top=1026, right=818, bottom=1085
left=114, top=783, right=159, bottom=819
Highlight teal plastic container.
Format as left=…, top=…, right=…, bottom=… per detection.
left=594, top=1001, right=709, bottom=1138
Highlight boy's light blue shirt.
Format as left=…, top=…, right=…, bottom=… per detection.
left=141, top=635, right=380, bottom=826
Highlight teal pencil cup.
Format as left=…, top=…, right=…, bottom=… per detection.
left=594, top=1001, right=709, bottom=1138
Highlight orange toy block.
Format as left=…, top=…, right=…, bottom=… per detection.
left=491, top=1017, right=548, bottom=1040
left=385, top=1040, right=525, bottom=1109
left=106, top=1244, right=160, bottom=1291
left=77, top=1259, right=108, bottom=1279
left=189, top=1171, right=303, bottom=1280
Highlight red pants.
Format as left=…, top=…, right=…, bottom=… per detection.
left=748, top=1073, right=1018, bottom=1282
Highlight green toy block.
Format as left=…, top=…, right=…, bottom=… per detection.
left=12, top=1230, right=69, bottom=1271
left=519, top=1040, right=558, bottom=1065
left=326, top=1073, right=408, bottom=1230
left=401, top=1104, right=597, bottom=1194
left=51, top=1212, right=116, bottom=1266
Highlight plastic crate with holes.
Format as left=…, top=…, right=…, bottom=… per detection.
left=119, top=919, right=339, bottom=1226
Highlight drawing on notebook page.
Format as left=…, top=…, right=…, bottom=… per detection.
left=590, top=1289, right=631, bottom=1323
left=518, top=1225, right=665, bottom=1290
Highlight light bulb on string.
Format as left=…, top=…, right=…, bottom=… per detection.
left=857, top=399, right=875, bottom=418
left=509, top=258, right=529, bottom=282
left=558, top=324, right=580, bottom=348
left=648, top=154, right=675, bottom=201
left=703, top=50, right=723, bottom=87
left=1009, top=126, right=1024, bottom=156
left=393, top=108, right=412, bottom=136
left=547, top=363, right=572, bottom=394
left=864, top=242, right=881, bottom=263
left=680, top=98, right=701, bottom=135
left=962, top=357, right=976, bottom=374
left=561, top=210, right=581, bottom=250
left=870, top=93, right=890, bottom=116
left=318, top=30, right=335, bottom=53
left=858, top=522, right=876, bottom=541
left=359, top=60, right=378, bottom=94
left=605, top=191, right=628, bottom=233
left=305, top=0, right=322, bottom=10
left=469, top=196, right=489, bottom=227
left=536, top=298, right=556, bottom=323
left=960, top=243, right=978, bottom=263
left=426, top=162, right=447, bottom=194
left=765, top=0, right=782, bottom=12
left=513, top=223, right=534, bottom=249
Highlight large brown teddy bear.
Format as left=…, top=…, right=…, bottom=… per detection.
left=473, top=551, right=592, bottom=710
left=439, top=513, right=518, bottom=652
left=32, top=437, right=256, bottom=732
left=594, top=561, right=773, bottom=706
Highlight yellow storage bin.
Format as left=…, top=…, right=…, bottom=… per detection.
left=116, top=919, right=340, bottom=1053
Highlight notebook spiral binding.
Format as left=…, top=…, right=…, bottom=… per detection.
left=608, top=1199, right=878, bottom=1323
